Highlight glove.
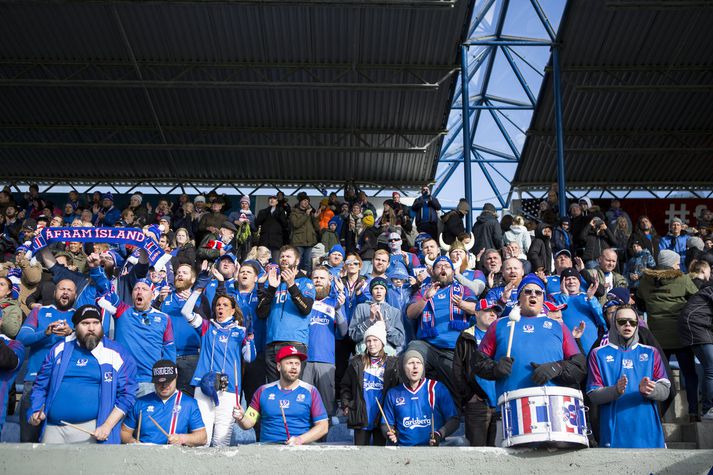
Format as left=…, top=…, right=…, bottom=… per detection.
left=429, top=430, right=443, bottom=446
left=530, top=361, right=563, bottom=385
left=493, top=356, right=514, bottom=379
left=199, top=372, right=220, bottom=406
left=194, top=270, right=212, bottom=291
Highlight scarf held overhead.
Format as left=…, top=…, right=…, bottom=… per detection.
left=28, top=227, right=171, bottom=269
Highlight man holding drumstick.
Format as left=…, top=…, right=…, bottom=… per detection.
left=473, top=274, right=587, bottom=399
left=28, top=305, right=137, bottom=444
left=233, top=345, right=328, bottom=445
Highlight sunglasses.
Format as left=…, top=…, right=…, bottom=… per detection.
left=521, top=288, right=544, bottom=297
left=345, top=261, right=359, bottom=266
left=388, top=238, right=402, bottom=243
left=616, top=319, right=638, bottom=327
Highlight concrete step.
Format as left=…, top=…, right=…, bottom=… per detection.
left=662, top=423, right=697, bottom=443
left=663, top=388, right=690, bottom=424
left=667, top=441, right=698, bottom=450
left=693, top=422, right=713, bottom=449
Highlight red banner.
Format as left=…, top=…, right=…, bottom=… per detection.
left=591, top=199, right=712, bottom=233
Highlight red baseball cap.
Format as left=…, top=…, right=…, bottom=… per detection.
left=276, top=345, right=307, bottom=363
left=543, top=301, right=567, bottom=312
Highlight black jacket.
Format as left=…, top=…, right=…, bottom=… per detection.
left=580, top=223, right=616, bottom=261
left=441, top=210, right=465, bottom=245
left=255, top=206, right=288, bottom=250
left=628, top=229, right=660, bottom=262
left=453, top=327, right=490, bottom=406
left=527, top=223, right=553, bottom=274
left=679, top=285, right=713, bottom=346
left=339, top=355, right=400, bottom=429
left=472, top=213, right=503, bottom=251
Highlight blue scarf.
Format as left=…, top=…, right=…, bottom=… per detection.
left=420, top=281, right=468, bottom=338
left=29, top=227, right=170, bottom=268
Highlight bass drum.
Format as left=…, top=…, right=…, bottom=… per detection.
left=498, top=386, right=589, bottom=448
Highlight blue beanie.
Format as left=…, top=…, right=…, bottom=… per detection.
left=432, top=255, right=454, bottom=270
left=388, top=263, right=409, bottom=281
left=328, top=217, right=340, bottom=227
left=101, top=192, right=113, bottom=202
left=329, top=244, right=346, bottom=258
left=517, top=273, right=546, bottom=294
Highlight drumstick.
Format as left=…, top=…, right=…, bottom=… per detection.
left=136, top=411, right=142, bottom=443
left=148, top=414, right=170, bottom=439
left=279, top=403, right=291, bottom=440
left=234, top=360, right=240, bottom=407
left=506, top=310, right=521, bottom=358
left=431, top=410, right=435, bottom=440
left=60, top=420, right=95, bottom=436
left=374, top=398, right=392, bottom=434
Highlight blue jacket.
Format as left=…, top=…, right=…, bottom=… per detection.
left=29, top=336, right=137, bottom=444
left=658, top=234, right=689, bottom=272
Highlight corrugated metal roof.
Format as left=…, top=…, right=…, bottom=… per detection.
left=513, top=1, right=713, bottom=189
left=0, top=0, right=474, bottom=187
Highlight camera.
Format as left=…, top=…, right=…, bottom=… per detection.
left=217, top=373, right=229, bottom=391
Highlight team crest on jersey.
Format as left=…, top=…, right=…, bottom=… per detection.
left=279, top=400, right=290, bottom=409
left=606, top=355, right=614, bottom=363
left=103, top=371, right=113, bottom=382
left=296, top=394, right=305, bottom=402
left=622, top=359, right=633, bottom=370
left=639, top=353, right=649, bottom=362
left=436, top=293, right=446, bottom=300
left=147, top=405, right=155, bottom=413
left=173, top=405, right=182, bottom=414
left=268, top=393, right=275, bottom=400
left=44, top=312, right=53, bottom=318
left=231, top=332, right=239, bottom=338
left=395, top=397, right=406, bottom=406
left=153, top=316, right=162, bottom=323
left=523, top=324, right=535, bottom=334
left=543, top=321, right=552, bottom=329
left=219, top=335, right=229, bottom=344
left=76, top=358, right=89, bottom=367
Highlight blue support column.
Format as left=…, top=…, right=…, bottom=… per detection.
left=461, top=45, right=473, bottom=230
left=552, top=46, right=567, bottom=218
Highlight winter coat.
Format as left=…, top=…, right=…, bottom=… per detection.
left=552, top=225, right=573, bottom=255
left=255, top=206, right=288, bottom=250
left=289, top=205, right=319, bottom=247
left=0, top=297, right=23, bottom=338
left=472, top=213, right=503, bottom=251
left=527, top=224, right=553, bottom=274
left=441, top=211, right=465, bottom=246
left=503, top=224, right=531, bottom=253
left=678, top=286, right=713, bottom=347
left=628, top=229, right=660, bottom=262
left=623, top=249, right=655, bottom=289
left=579, top=223, right=616, bottom=261
left=339, top=355, right=400, bottom=429
left=357, top=227, right=379, bottom=261
left=637, top=268, right=698, bottom=350
left=453, top=326, right=491, bottom=406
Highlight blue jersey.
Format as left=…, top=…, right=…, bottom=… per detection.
left=249, top=380, right=327, bottom=443
left=551, top=292, right=605, bottom=356
left=587, top=343, right=668, bottom=448
left=161, top=292, right=202, bottom=357
left=16, top=305, right=75, bottom=380
left=479, top=313, right=581, bottom=400
left=124, top=390, right=204, bottom=444
left=235, top=289, right=263, bottom=351
left=205, top=278, right=235, bottom=307
left=473, top=327, right=497, bottom=408
left=362, top=358, right=385, bottom=430
left=265, top=277, right=316, bottom=345
left=383, top=379, right=457, bottom=446
left=307, top=298, right=338, bottom=364
left=0, top=336, right=24, bottom=428
left=114, top=303, right=176, bottom=383
left=46, top=343, right=101, bottom=424
left=410, top=283, right=475, bottom=349
left=190, top=318, right=255, bottom=394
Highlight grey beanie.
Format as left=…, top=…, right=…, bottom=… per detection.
left=402, top=349, right=424, bottom=369
left=670, top=217, right=683, bottom=226
left=657, top=249, right=679, bottom=269
left=688, top=236, right=704, bottom=251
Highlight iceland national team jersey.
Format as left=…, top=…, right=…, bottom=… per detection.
left=479, top=314, right=580, bottom=400
left=114, top=303, right=176, bottom=382
left=161, top=292, right=202, bottom=357
left=266, top=277, right=316, bottom=345
left=249, top=380, right=327, bottom=443
left=383, top=379, right=457, bottom=446
left=123, top=390, right=204, bottom=444
left=410, top=284, right=475, bottom=350
left=587, top=343, right=668, bottom=448
left=362, top=359, right=385, bottom=430
left=16, top=305, right=75, bottom=380
left=307, top=298, right=337, bottom=363
left=0, top=336, right=24, bottom=428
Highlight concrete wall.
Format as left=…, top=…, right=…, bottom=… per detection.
left=1, top=445, right=712, bottom=474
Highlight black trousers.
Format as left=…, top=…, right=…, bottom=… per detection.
left=464, top=397, right=497, bottom=446
left=354, top=427, right=386, bottom=446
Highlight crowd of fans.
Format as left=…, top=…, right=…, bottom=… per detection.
left=0, top=183, right=711, bottom=449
